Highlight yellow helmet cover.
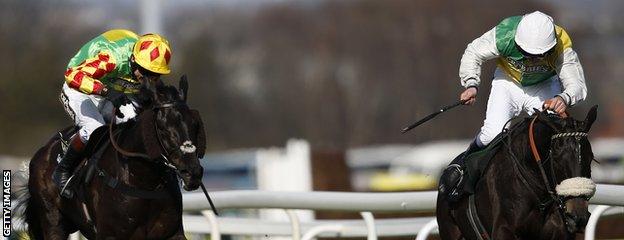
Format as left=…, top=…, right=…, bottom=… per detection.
left=132, top=34, right=172, bottom=74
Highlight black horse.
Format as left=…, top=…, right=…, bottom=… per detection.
left=18, top=78, right=206, bottom=239
left=437, top=106, right=598, bottom=240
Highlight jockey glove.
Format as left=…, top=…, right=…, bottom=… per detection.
left=104, top=89, right=129, bottom=107
left=102, top=88, right=130, bottom=118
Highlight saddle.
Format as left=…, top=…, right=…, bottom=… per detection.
left=461, top=131, right=508, bottom=195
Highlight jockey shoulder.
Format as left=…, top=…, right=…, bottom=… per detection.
left=64, top=29, right=172, bottom=96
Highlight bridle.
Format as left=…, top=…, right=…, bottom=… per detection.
left=528, top=116, right=589, bottom=195
left=151, top=101, right=197, bottom=172
left=108, top=101, right=196, bottom=172
left=506, top=115, right=591, bottom=232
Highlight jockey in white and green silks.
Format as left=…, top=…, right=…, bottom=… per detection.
left=459, top=11, right=586, bottom=147
left=439, top=11, right=587, bottom=201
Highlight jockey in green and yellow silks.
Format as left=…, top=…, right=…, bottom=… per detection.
left=64, top=29, right=171, bottom=94
left=55, top=29, right=173, bottom=198
left=440, top=11, right=587, bottom=202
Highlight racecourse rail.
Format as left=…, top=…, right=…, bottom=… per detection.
left=180, top=184, right=624, bottom=240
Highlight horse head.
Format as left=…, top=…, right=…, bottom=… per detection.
left=137, top=77, right=206, bottom=191
left=535, top=105, right=598, bottom=233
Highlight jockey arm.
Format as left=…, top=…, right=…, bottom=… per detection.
left=556, top=48, right=587, bottom=107
left=64, top=51, right=117, bottom=95
left=458, top=27, right=500, bottom=89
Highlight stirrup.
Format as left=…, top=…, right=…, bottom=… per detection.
left=444, top=164, right=465, bottom=202
left=60, top=175, right=75, bottom=199
left=447, top=164, right=464, bottom=183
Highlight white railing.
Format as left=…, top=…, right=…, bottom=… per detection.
left=182, top=184, right=624, bottom=239
left=11, top=185, right=623, bottom=239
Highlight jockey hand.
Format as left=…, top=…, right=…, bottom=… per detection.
left=101, top=87, right=129, bottom=118
left=460, top=87, right=478, bottom=105
left=543, top=96, right=567, bottom=117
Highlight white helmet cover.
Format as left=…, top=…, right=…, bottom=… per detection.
left=514, top=11, right=557, bottom=55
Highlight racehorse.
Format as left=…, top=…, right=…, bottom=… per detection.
left=18, top=78, right=206, bottom=239
left=437, top=106, right=598, bottom=240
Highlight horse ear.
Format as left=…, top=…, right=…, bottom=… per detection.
left=179, top=75, right=189, bottom=102
left=584, top=105, right=598, bottom=132
left=190, top=110, right=206, bottom=158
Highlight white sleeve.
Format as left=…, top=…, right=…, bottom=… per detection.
left=556, top=48, right=587, bottom=106
left=459, top=27, right=500, bottom=88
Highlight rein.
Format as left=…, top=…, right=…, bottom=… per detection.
left=528, top=116, right=558, bottom=199
left=108, top=103, right=180, bottom=164
left=108, top=109, right=151, bottom=160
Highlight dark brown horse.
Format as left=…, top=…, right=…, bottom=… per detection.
left=19, top=78, right=206, bottom=239
left=437, top=106, right=598, bottom=240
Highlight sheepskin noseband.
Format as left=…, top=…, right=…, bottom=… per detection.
left=555, top=177, right=596, bottom=197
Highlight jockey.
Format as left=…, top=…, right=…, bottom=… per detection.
left=54, top=29, right=172, bottom=198
left=438, top=11, right=587, bottom=201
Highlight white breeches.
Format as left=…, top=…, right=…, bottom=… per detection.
left=475, top=68, right=562, bottom=147
left=60, top=83, right=138, bottom=143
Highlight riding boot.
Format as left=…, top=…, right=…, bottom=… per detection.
left=439, top=140, right=483, bottom=202
left=52, top=134, right=85, bottom=199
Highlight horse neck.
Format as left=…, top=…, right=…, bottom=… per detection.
left=112, top=122, right=172, bottom=189
left=509, top=120, right=555, bottom=168
left=501, top=120, right=558, bottom=199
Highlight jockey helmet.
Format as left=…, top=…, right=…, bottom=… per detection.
left=514, top=11, right=556, bottom=55
left=132, top=34, right=172, bottom=75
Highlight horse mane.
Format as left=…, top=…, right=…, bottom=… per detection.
left=502, top=113, right=564, bottom=165
left=135, top=81, right=182, bottom=109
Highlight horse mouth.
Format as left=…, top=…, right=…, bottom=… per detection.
left=182, top=180, right=200, bottom=191
left=565, top=212, right=589, bottom=234
left=180, top=169, right=202, bottom=191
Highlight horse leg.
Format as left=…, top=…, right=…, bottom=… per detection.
left=436, top=194, right=463, bottom=240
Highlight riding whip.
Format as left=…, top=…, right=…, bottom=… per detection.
left=200, top=183, right=220, bottom=216
left=401, top=99, right=467, bottom=133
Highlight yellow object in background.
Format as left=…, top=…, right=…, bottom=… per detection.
left=370, top=172, right=437, bottom=191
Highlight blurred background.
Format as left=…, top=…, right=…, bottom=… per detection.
left=1, top=0, right=624, bottom=238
